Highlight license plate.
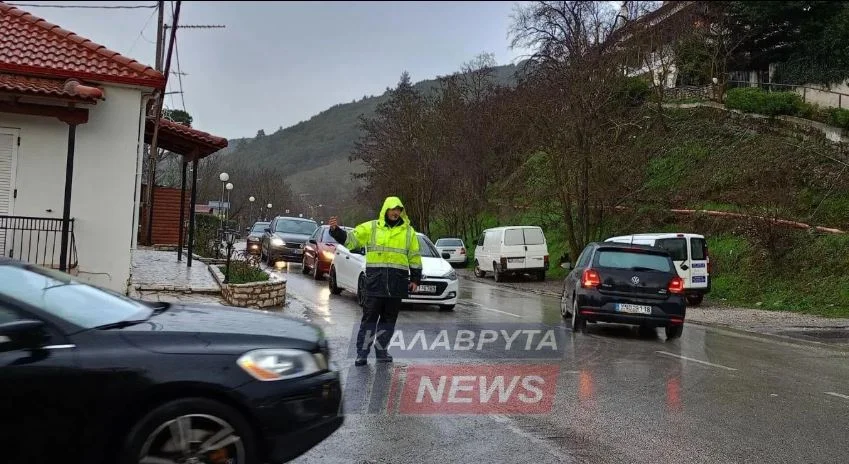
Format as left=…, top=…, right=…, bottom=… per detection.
left=616, top=304, right=652, bottom=314
left=416, top=285, right=437, bottom=293
left=692, top=276, right=706, bottom=283
left=508, top=257, right=524, bottom=263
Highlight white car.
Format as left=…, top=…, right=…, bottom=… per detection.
left=434, top=237, right=468, bottom=267
left=328, top=232, right=459, bottom=311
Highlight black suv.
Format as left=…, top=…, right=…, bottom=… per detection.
left=560, top=242, right=686, bottom=340
left=261, top=216, right=319, bottom=265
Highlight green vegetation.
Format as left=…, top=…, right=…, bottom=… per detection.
left=725, top=87, right=849, bottom=129
left=219, top=261, right=269, bottom=285
left=708, top=233, right=849, bottom=317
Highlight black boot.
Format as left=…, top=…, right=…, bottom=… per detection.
left=354, top=355, right=368, bottom=366
left=376, top=351, right=393, bottom=363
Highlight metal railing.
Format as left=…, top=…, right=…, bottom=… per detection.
left=726, top=80, right=848, bottom=109
left=0, top=216, right=78, bottom=271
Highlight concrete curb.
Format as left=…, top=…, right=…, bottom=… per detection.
left=684, top=319, right=849, bottom=353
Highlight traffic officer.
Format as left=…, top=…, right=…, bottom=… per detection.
left=328, top=196, right=422, bottom=366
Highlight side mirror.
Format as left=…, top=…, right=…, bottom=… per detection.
left=0, top=319, right=44, bottom=336
left=264, top=228, right=271, bottom=234
left=309, top=239, right=317, bottom=244
left=441, top=252, right=451, bottom=260
left=560, top=262, right=572, bottom=270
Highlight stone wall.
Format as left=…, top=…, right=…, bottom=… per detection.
left=209, top=264, right=286, bottom=309
left=221, top=279, right=286, bottom=309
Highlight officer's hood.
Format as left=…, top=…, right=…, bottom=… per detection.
left=378, top=196, right=409, bottom=227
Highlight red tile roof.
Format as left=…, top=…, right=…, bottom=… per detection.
left=0, top=2, right=166, bottom=89
left=157, top=117, right=228, bottom=149
left=0, top=73, right=103, bottom=102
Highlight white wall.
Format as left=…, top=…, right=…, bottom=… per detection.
left=0, top=85, right=145, bottom=292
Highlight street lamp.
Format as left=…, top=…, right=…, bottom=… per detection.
left=223, top=229, right=237, bottom=284
left=267, top=203, right=272, bottom=221
left=225, top=182, right=233, bottom=222
left=217, top=172, right=229, bottom=258
left=248, top=196, right=255, bottom=226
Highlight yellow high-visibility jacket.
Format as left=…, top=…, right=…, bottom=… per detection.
left=330, top=196, right=422, bottom=298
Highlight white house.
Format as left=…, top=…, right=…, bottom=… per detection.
left=0, top=3, right=227, bottom=293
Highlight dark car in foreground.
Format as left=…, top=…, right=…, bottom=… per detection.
left=261, top=216, right=319, bottom=265
left=245, top=221, right=270, bottom=255
left=0, top=258, right=343, bottom=464
left=559, top=242, right=686, bottom=340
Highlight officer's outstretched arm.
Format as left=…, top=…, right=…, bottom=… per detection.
left=344, top=221, right=373, bottom=251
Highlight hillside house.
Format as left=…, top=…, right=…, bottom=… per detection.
left=0, top=2, right=227, bottom=293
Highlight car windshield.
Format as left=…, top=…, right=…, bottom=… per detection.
left=251, top=223, right=269, bottom=233
left=417, top=235, right=440, bottom=257
left=275, top=219, right=318, bottom=235
left=436, top=239, right=463, bottom=247
left=0, top=264, right=152, bottom=329
left=595, top=250, right=672, bottom=272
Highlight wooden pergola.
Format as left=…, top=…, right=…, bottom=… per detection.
left=143, top=117, right=228, bottom=266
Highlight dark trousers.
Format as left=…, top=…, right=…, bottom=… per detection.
left=356, top=296, right=402, bottom=357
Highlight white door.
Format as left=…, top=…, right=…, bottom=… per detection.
left=0, top=129, right=19, bottom=256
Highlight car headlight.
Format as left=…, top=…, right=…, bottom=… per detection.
left=237, top=349, right=327, bottom=381
left=441, top=269, right=457, bottom=280
left=270, top=237, right=285, bottom=246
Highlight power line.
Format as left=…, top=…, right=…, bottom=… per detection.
left=127, top=5, right=159, bottom=55
left=170, top=0, right=186, bottom=112
left=8, top=3, right=156, bottom=8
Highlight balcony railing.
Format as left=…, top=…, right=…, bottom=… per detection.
left=0, top=216, right=78, bottom=271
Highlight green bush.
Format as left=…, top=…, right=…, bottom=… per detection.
left=193, top=214, right=221, bottom=258
left=617, top=77, right=651, bottom=107
left=219, top=261, right=269, bottom=284
left=725, top=87, right=802, bottom=116
left=825, top=107, right=849, bottom=129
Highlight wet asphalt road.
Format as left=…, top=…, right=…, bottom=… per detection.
left=261, top=258, right=849, bottom=464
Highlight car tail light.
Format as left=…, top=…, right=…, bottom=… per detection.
left=581, top=269, right=601, bottom=288
left=668, top=276, right=684, bottom=294
left=460, top=247, right=466, bottom=254
left=500, top=257, right=507, bottom=269
left=544, top=255, right=549, bottom=267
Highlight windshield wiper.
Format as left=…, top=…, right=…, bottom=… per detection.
left=93, top=319, right=150, bottom=330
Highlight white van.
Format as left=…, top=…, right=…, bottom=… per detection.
left=473, top=226, right=549, bottom=281
left=604, top=233, right=710, bottom=306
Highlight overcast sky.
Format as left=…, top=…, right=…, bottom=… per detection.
left=12, top=1, right=551, bottom=139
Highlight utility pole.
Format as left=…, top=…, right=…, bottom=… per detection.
left=145, top=0, right=181, bottom=245
left=144, top=1, right=165, bottom=245
left=143, top=2, right=224, bottom=245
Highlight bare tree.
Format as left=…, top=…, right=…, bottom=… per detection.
left=509, top=1, right=652, bottom=262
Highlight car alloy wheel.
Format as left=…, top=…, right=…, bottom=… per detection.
left=301, top=256, right=310, bottom=274
left=313, top=257, right=322, bottom=280
left=139, top=413, right=246, bottom=464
